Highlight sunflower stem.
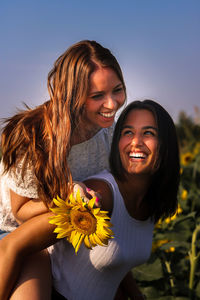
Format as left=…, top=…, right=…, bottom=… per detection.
left=164, top=260, right=175, bottom=289
left=189, top=224, right=200, bottom=293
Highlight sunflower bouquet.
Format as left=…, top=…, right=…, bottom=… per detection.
left=49, top=189, right=114, bottom=254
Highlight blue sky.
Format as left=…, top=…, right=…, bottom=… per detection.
left=0, top=0, right=199, bottom=122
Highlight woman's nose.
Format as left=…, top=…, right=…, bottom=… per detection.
left=103, top=96, right=117, bottom=110
left=130, top=134, right=143, bottom=146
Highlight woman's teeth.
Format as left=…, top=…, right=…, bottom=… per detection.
left=100, top=111, right=115, bottom=118
left=129, top=152, right=147, bottom=159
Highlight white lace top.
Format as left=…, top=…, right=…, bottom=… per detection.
left=0, top=125, right=114, bottom=231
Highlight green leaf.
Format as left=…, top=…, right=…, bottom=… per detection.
left=142, top=286, right=161, bottom=299
left=172, top=212, right=196, bottom=226
left=133, top=258, right=163, bottom=281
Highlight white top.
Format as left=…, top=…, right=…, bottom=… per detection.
left=0, top=125, right=114, bottom=231
left=49, top=170, right=154, bottom=300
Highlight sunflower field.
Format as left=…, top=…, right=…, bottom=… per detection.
left=133, top=111, right=200, bottom=300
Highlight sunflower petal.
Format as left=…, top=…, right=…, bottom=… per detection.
left=75, top=234, right=84, bottom=254
left=89, top=234, right=98, bottom=247
left=92, top=233, right=106, bottom=246
left=71, top=231, right=82, bottom=249
left=84, top=235, right=92, bottom=249
left=56, top=232, right=69, bottom=239
left=87, top=196, right=96, bottom=209
left=52, top=197, right=67, bottom=208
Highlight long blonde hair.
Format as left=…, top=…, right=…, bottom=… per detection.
left=1, top=40, right=126, bottom=205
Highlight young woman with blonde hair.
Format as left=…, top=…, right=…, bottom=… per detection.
left=0, top=40, right=126, bottom=299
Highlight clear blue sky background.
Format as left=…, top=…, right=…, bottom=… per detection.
left=0, top=0, right=199, bottom=122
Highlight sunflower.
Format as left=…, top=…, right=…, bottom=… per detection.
left=193, top=142, right=200, bottom=156
left=165, top=247, right=175, bottom=253
left=49, top=190, right=114, bottom=254
left=180, top=152, right=194, bottom=166
left=152, top=239, right=170, bottom=252
left=165, top=203, right=183, bottom=224
left=181, top=189, right=188, bottom=200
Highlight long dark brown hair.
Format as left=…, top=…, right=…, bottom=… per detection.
left=1, top=40, right=126, bottom=205
left=110, top=100, right=180, bottom=222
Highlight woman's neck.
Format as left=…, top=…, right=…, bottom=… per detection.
left=71, top=123, right=101, bottom=146
left=116, top=174, right=151, bottom=220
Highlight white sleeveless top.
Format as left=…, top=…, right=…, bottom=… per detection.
left=0, top=125, right=114, bottom=231
left=49, top=170, right=154, bottom=300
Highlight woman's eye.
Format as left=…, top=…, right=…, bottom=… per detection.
left=91, top=94, right=103, bottom=100
left=144, top=130, right=156, bottom=136
left=113, top=87, right=123, bottom=94
left=122, top=130, right=133, bottom=136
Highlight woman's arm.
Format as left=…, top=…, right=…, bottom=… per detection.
left=10, top=190, right=50, bottom=224
left=0, top=212, right=57, bottom=300
left=11, top=182, right=99, bottom=224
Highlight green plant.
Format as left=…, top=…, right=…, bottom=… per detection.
left=132, top=112, right=200, bottom=299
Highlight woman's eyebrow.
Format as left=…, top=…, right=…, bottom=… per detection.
left=143, top=126, right=158, bottom=131
left=121, top=125, right=133, bottom=130
left=89, top=90, right=103, bottom=95
left=114, top=83, right=123, bottom=88
left=90, top=83, right=123, bottom=95
left=121, top=125, right=158, bottom=131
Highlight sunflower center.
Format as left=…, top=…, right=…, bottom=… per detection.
left=185, top=155, right=192, bottom=162
left=70, top=209, right=97, bottom=235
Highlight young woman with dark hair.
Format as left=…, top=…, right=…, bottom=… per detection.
left=110, top=99, right=180, bottom=222
left=0, top=100, right=180, bottom=300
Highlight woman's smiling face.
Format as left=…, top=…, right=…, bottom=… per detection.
left=118, top=109, right=159, bottom=177
left=82, top=67, right=125, bottom=131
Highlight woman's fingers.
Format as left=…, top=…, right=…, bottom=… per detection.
left=86, top=188, right=101, bottom=208
left=72, top=182, right=101, bottom=208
